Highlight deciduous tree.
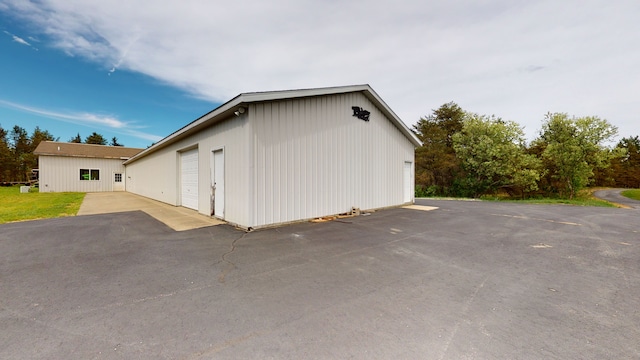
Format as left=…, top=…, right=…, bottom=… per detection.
left=533, top=113, right=622, bottom=198
left=452, top=114, right=542, bottom=198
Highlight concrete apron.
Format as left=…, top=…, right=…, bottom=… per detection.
left=77, top=192, right=225, bottom=231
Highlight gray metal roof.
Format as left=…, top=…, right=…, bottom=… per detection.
left=125, top=84, right=420, bottom=164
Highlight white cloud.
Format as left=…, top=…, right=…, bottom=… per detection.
left=11, top=34, right=29, bottom=46
left=3, top=29, right=38, bottom=49
left=0, top=99, right=163, bottom=142
left=2, top=0, right=639, bottom=140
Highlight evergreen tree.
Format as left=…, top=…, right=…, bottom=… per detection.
left=110, top=137, right=123, bottom=146
left=24, top=126, right=56, bottom=174
left=0, top=124, right=12, bottom=182
left=85, top=132, right=107, bottom=145
left=412, top=102, right=465, bottom=196
left=69, top=133, right=82, bottom=143
left=611, top=136, right=640, bottom=188
left=9, top=126, right=30, bottom=181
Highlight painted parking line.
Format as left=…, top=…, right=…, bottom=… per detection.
left=491, top=213, right=582, bottom=226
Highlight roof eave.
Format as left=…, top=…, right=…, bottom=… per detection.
left=124, top=84, right=421, bottom=165
left=360, top=88, right=422, bottom=147
left=34, top=153, right=131, bottom=160
left=124, top=96, right=243, bottom=164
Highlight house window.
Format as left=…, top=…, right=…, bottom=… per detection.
left=80, top=169, right=100, bottom=181
left=114, top=173, right=122, bottom=182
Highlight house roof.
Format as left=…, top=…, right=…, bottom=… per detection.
left=34, top=141, right=144, bottom=159
left=125, top=84, right=421, bottom=164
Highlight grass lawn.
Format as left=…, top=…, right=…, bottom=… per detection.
left=501, top=197, right=617, bottom=207
left=621, top=189, right=640, bottom=201
left=0, top=186, right=85, bottom=224
left=474, top=188, right=618, bottom=207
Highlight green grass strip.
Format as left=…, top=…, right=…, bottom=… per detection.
left=493, top=197, right=617, bottom=207
left=621, top=189, right=640, bottom=201
left=0, top=186, right=85, bottom=224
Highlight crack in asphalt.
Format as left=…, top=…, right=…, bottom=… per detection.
left=218, top=232, right=247, bottom=283
left=438, top=275, right=490, bottom=360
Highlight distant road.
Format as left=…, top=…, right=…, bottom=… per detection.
left=593, top=188, right=640, bottom=209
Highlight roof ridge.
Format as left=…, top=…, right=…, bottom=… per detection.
left=39, top=140, right=144, bottom=150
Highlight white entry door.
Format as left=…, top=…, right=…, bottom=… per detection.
left=211, top=149, right=225, bottom=218
left=181, top=149, right=199, bottom=210
left=113, top=172, right=125, bottom=191
left=403, top=161, right=412, bottom=203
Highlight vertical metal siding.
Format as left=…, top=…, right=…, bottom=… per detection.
left=197, top=116, right=250, bottom=226
left=125, top=116, right=250, bottom=226
left=250, top=92, right=414, bottom=227
left=124, top=149, right=178, bottom=204
left=124, top=91, right=414, bottom=229
left=38, top=156, right=126, bottom=192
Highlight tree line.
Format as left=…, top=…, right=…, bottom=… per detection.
left=413, top=103, right=640, bottom=199
left=0, top=124, right=123, bottom=182
left=3, top=112, right=638, bottom=194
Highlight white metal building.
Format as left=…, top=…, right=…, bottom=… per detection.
left=124, top=85, right=421, bottom=230
left=34, top=142, right=143, bottom=193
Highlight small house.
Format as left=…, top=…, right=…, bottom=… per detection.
left=34, top=142, right=143, bottom=192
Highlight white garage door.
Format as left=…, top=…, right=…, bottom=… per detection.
left=181, top=149, right=199, bottom=210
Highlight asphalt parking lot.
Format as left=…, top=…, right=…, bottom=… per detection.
left=1, top=199, right=639, bottom=359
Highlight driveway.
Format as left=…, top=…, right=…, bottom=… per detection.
left=1, top=200, right=638, bottom=359
left=78, top=192, right=225, bottom=231
left=593, top=188, right=640, bottom=209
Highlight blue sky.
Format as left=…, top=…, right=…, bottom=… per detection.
left=1, top=0, right=639, bottom=149
left=1, top=12, right=215, bottom=148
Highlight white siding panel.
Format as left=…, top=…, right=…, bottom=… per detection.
left=123, top=149, right=178, bottom=204
left=250, top=92, right=414, bottom=228
left=38, top=156, right=126, bottom=193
